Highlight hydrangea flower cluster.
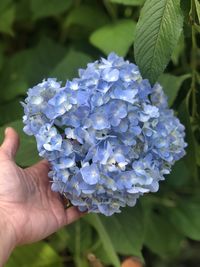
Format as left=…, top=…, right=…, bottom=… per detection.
left=22, top=53, right=187, bottom=216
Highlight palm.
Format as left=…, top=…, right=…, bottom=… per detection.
left=0, top=128, right=82, bottom=245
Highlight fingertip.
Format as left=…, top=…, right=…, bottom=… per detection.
left=39, top=159, right=51, bottom=172
left=40, top=159, right=51, bottom=168
left=5, top=127, right=10, bottom=136
left=1, top=127, right=20, bottom=159
left=5, top=127, right=20, bottom=143
left=27, top=159, right=50, bottom=178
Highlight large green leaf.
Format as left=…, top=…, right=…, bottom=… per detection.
left=48, top=228, right=70, bottom=253
left=91, top=242, right=113, bottom=266
left=158, top=73, right=190, bottom=106
left=0, top=98, right=23, bottom=126
left=110, top=0, right=145, bottom=6
left=15, top=0, right=32, bottom=22
left=196, top=143, right=200, bottom=167
left=109, top=0, right=144, bottom=5
left=110, top=0, right=144, bottom=5
left=0, top=46, right=4, bottom=71
left=31, top=0, right=72, bottom=20
left=51, top=49, right=92, bottom=81
left=67, top=219, right=93, bottom=254
left=64, top=5, right=109, bottom=31
left=90, top=19, right=136, bottom=56
left=0, top=37, right=66, bottom=102
left=49, top=221, right=92, bottom=267
left=195, top=0, right=200, bottom=23
left=26, top=38, right=66, bottom=84
left=168, top=200, right=200, bottom=241
left=0, top=49, right=29, bottom=101
left=171, top=33, right=185, bottom=65
left=6, top=242, right=63, bottom=267
left=67, top=219, right=93, bottom=266
left=165, top=159, right=190, bottom=188
left=84, top=214, right=121, bottom=267
left=134, top=0, right=183, bottom=84
left=0, top=0, right=15, bottom=35
left=0, top=0, right=12, bottom=12
left=144, top=210, right=183, bottom=257
left=0, top=120, right=40, bottom=166
left=98, top=206, right=144, bottom=258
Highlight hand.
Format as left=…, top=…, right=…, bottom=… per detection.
left=0, top=127, right=83, bottom=248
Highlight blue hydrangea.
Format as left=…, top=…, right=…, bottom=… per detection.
left=22, top=53, right=187, bottom=216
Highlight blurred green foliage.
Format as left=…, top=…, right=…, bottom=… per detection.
left=0, top=0, right=199, bottom=266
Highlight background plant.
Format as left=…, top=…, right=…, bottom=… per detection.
left=0, top=0, right=199, bottom=266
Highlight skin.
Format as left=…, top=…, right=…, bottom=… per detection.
left=0, top=127, right=83, bottom=266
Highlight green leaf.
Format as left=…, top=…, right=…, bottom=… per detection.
left=84, top=214, right=121, bottom=267
left=0, top=37, right=66, bottom=102
left=196, top=143, right=200, bottom=166
left=0, top=0, right=15, bottom=35
left=178, top=101, right=198, bottom=181
left=0, top=45, right=4, bottom=71
left=109, top=0, right=145, bottom=5
left=90, top=19, right=136, bottom=56
left=26, top=37, right=66, bottom=84
left=171, top=33, right=185, bottom=65
left=165, top=159, right=190, bottom=188
left=181, top=0, right=191, bottom=24
left=51, top=49, right=92, bottom=81
left=91, top=242, right=113, bottom=265
left=67, top=219, right=93, bottom=266
left=31, top=0, right=72, bottom=20
left=0, top=120, right=40, bottom=166
left=158, top=73, right=190, bottom=106
left=195, top=0, right=200, bottom=23
left=0, top=49, right=29, bottom=101
left=144, top=210, right=183, bottom=257
left=6, top=242, right=63, bottom=267
left=15, top=0, right=32, bottom=22
left=0, top=98, right=23, bottom=125
left=67, top=219, right=93, bottom=254
left=194, top=22, right=200, bottom=32
left=64, top=5, right=109, bottom=31
left=98, top=206, right=144, bottom=258
left=50, top=221, right=92, bottom=267
left=134, top=0, right=183, bottom=84
left=48, top=228, right=70, bottom=253
left=168, top=200, right=200, bottom=241
left=0, top=0, right=11, bottom=10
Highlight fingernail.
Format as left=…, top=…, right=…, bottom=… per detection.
left=5, top=127, right=9, bottom=135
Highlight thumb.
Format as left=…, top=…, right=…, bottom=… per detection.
left=25, top=160, right=51, bottom=185
left=0, top=127, right=20, bottom=159
left=27, top=160, right=50, bottom=178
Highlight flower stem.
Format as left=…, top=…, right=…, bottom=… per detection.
left=190, top=0, right=198, bottom=117
left=75, top=221, right=82, bottom=267
left=103, top=0, right=117, bottom=21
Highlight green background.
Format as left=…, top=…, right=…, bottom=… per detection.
left=0, top=0, right=199, bottom=266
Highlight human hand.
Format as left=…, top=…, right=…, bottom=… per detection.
left=0, top=127, right=83, bottom=263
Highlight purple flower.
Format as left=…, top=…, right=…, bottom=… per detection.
left=22, top=53, right=187, bottom=216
